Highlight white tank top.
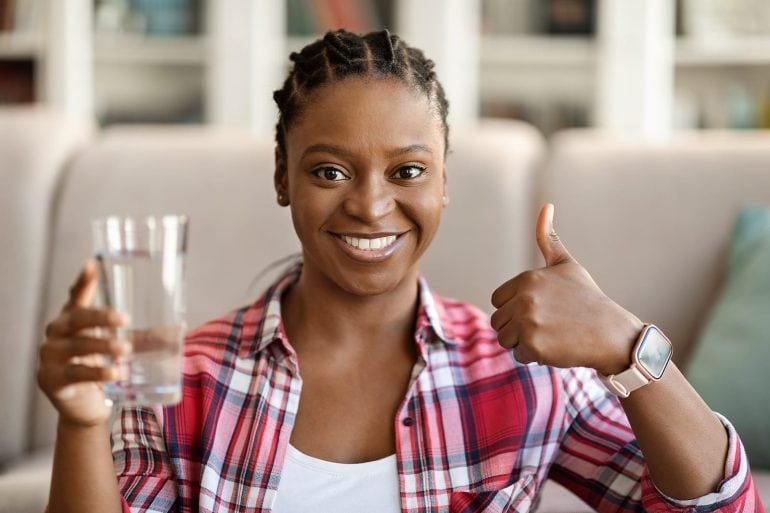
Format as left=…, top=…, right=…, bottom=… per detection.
left=271, top=444, right=401, bottom=513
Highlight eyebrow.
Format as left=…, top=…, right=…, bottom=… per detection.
left=300, top=143, right=434, bottom=160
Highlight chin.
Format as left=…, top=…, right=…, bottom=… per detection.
left=331, top=266, right=416, bottom=298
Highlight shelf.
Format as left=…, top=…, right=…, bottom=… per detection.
left=675, top=37, right=770, bottom=66
left=93, top=34, right=206, bottom=66
left=480, top=35, right=596, bottom=68
left=0, top=32, right=41, bottom=59
left=480, top=34, right=770, bottom=68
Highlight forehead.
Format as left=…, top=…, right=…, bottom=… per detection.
left=286, top=76, right=445, bottom=157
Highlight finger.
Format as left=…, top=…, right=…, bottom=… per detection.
left=535, top=203, right=575, bottom=267
left=490, top=297, right=521, bottom=333
left=64, top=362, right=118, bottom=383
left=46, top=308, right=127, bottom=338
left=495, top=320, right=521, bottom=351
left=513, top=345, right=538, bottom=366
left=491, top=271, right=529, bottom=308
left=65, top=259, right=99, bottom=310
left=40, top=336, right=131, bottom=362
left=39, top=362, right=118, bottom=390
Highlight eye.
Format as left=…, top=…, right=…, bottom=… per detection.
left=391, top=165, right=426, bottom=180
left=312, top=167, right=350, bottom=181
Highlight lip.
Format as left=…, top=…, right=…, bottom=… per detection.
left=330, top=231, right=407, bottom=263
left=334, top=231, right=403, bottom=238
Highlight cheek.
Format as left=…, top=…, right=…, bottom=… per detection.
left=288, top=189, right=335, bottom=240
left=406, top=188, right=444, bottom=244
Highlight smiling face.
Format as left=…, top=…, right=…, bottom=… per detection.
left=276, top=76, right=446, bottom=297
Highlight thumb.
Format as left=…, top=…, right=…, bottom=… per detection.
left=66, top=259, right=99, bottom=309
left=536, top=203, right=574, bottom=267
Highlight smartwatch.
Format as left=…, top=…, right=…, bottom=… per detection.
left=599, top=324, right=673, bottom=398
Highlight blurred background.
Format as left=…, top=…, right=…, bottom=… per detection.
left=1, top=0, right=769, bottom=138
left=2, top=4, right=770, bottom=511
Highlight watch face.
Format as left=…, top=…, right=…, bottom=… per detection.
left=636, top=326, right=673, bottom=379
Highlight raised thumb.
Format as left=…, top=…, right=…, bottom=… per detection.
left=536, top=203, right=574, bottom=267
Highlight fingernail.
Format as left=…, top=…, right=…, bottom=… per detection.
left=109, top=311, right=129, bottom=324
left=548, top=204, right=555, bottom=233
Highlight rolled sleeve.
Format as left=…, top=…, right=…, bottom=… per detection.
left=111, top=406, right=179, bottom=513
left=641, top=413, right=764, bottom=512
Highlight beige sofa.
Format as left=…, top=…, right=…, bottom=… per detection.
left=0, top=108, right=768, bottom=512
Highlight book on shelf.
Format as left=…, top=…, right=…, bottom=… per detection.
left=0, top=58, right=34, bottom=103
left=94, top=0, right=203, bottom=36
left=0, top=0, right=14, bottom=32
left=288, top=0, right=387, bottom=36
left=129, top=0, right=202, bottom=36
left=542, top=0, right=595, bottom=36
left=481, top=0, right=595, bottom=36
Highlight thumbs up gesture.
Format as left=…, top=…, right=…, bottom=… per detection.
left=490, top=204, right=643, bottom=375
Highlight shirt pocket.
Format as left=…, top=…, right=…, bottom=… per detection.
left=449, top=472, right=539, bottom=513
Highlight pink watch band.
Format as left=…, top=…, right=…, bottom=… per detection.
left=599, top=365, right=651, bottom=398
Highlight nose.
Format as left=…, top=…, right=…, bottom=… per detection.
left=342, top=174, right=395, bottom=223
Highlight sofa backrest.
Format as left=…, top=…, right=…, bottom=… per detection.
left=0, top=108, right=90, bottom=466
left=542, top=130, right=770, bottom=364
left=31, top=120, right=545, bottom=449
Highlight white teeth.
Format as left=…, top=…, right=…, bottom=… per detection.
left=341, top=234, right=397, bottom=251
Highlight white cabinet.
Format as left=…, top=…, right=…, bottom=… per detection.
left=1, top=0, right=767, bottom=136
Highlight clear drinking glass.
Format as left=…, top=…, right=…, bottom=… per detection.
left=92, top=215, right=188, bottom=406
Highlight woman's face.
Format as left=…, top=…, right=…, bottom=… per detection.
left=278, top=76, right=446, bottom=297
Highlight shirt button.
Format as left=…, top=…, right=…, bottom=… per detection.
left=402, top=417, right=414, bottom=427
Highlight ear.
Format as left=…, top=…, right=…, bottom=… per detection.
left=442, top=166, right=449, bottom=207
left=274, top=146, right=290, bottom=207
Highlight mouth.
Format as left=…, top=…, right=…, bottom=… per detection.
left=338, top=234, right=399, bottom=251
left=329, top=231, right=407, bottom=263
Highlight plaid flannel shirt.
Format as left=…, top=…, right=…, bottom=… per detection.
left=112, top=265, right=762, bottom=512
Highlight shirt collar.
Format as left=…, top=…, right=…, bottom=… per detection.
left=249, top=262, right=301, bottom=359
left=416, top=275, right=460, bottom=346
left=245, top=262, right=460, bottom=361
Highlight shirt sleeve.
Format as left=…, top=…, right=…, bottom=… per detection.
left=111, top=406, right=179, bottom=513
left=548, top=367, right=762, bottom=513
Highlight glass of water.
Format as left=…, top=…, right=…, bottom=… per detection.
left=92, top=215, right=188, bottom=406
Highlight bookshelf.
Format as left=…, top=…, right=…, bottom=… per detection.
left=1, top=0, right=768, bottom=136
left=480, top=1, right=770, bottom=134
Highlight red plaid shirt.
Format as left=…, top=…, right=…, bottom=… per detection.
left=112, top=264, right=762, bottom=512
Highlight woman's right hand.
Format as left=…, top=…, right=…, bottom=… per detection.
left=37, top=260, right=130, bottom=428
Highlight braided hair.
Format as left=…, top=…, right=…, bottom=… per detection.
left=273, top=29, right=450, bottom=157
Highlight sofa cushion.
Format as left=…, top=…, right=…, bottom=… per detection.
left=0, top=108, right=91, bottom=465
left=543, top=130, right=770, bottom=363
left=687, top=206, right=770, bottom=470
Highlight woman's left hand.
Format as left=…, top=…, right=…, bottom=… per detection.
left=490, top=203, right=644, bottom=375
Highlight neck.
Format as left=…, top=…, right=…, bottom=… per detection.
left=281, top=264, right=420, bottom=359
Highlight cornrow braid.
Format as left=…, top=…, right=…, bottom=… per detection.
left=273, top=29, right=450, bottom=157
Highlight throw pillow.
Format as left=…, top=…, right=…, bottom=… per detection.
left=687, top=206, right=770, bottom=470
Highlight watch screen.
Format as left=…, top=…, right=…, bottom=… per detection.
left=636, top=327, right=673, bottom=379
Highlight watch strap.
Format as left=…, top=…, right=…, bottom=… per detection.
left=599, top=365, right=650, bottom=398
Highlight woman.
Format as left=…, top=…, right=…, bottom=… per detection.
left=38, top=30, right=761, bottom=512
